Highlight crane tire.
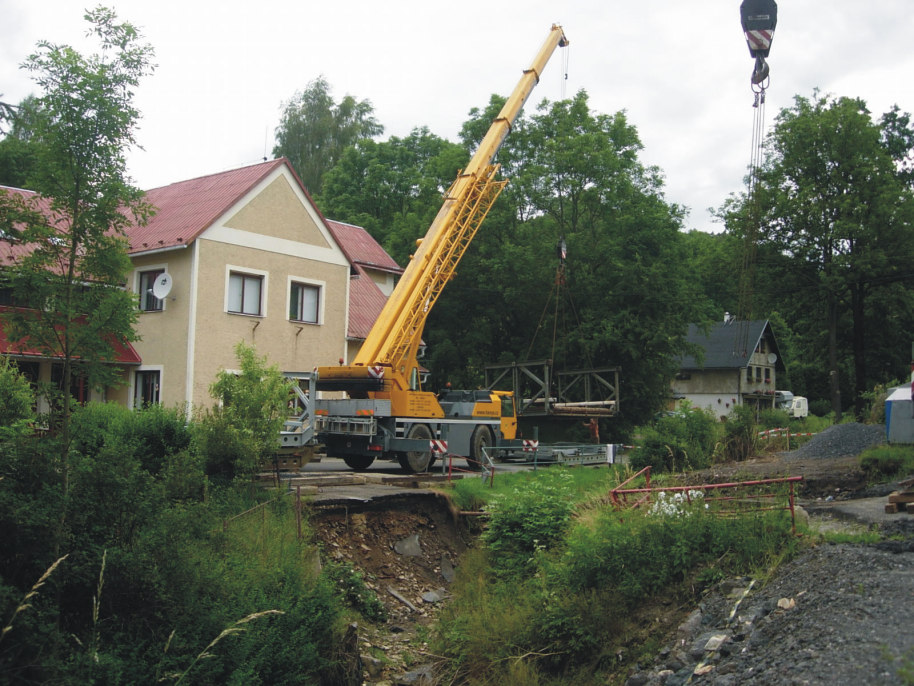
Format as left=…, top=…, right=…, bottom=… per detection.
left=467, top=425, right=494, bottom=471
left=342, top=455, right=375, bottom=470
left=397, top=424, right=435, bottom=473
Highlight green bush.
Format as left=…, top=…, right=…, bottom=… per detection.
left=324, top=560, right=387, bottom=622
left=203, top=343, right=293, bottom=480
left=69, top=402, right=192, bottom=476
left=859, top=381, right=900, bottom=424
left=718, top=404, right=757, bottom=462
left=450, top=475, right=492, bottom=512
left=630, top=405, right=718, bottom=473
left=130, top=403, right=192, bottom=474
left=757, top=407, right=790, bottom=429
left=0, top=357, right=34, bottom=441
left=193, top=406, right=262, bottom=482
left=482, top=469, right=576, bottom=578
left=434, top=493, right=797, bottom=684
left=809, top=398, right=831, bottom=417
left=1, top=394, right=349, bottom=683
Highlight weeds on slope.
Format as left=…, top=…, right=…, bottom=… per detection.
left=433, top=468, right=797, bottom=685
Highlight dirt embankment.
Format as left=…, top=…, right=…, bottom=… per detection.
left=309, top=494, right=473, bottom=681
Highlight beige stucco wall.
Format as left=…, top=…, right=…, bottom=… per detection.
left=366, top=268, right=397, bottom=297
left=130, top=247, right=195, bottom=409
left=189, top=238, right=349, bottom=408
left=225, top=175, right=332, bottom=247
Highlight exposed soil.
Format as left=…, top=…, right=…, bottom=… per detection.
left=309, top=424, right=914, bottom=685
left=308, top=494, right=474, bottom=682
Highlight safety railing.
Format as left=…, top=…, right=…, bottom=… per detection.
left=441, top=447, right=497, bottom=487
left=757, top=427, right=815, bottom=451
left=609, top=466, right=804, bottom=532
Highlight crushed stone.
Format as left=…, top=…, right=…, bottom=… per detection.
left=781, top=422, right=885, bottom=461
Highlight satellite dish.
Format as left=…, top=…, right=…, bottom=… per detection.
left=152, top=272, right=173, bottom=300
left=767, top=352, right=777, bottom=364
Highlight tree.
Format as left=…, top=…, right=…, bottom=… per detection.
left=319, top=126, right=466, bottom=263
left=0, top=7, right=155, bottom=488
left=0, top=96, right=18, bottom=135
left=0, top=95, right=40, bottom=188
left=423, top=91, right=706, bottom=426
left=273, top=76, right=382, bottom=194
left=199, top=342, right=293, bottom=480
left=723, top=91, right=914, bottom=417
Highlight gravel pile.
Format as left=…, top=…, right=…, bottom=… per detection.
left=628, top=541, right=914, bottom=686
left=781, top=422, right=885, bottom=461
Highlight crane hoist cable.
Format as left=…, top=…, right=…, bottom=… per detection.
left=524, top=236, right=591, bottom=373
left=734, top=0, right=778, bottom=356
left=560, top=40, right=570, bottom=99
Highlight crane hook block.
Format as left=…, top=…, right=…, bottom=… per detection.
left=740, top=0, right=777, bottom=58
left=751, top=56, right=770, bottom=85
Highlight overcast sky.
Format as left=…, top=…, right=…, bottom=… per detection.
left=2, top=1, right=913, bottom=233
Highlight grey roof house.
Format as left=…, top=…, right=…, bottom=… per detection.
left=672, top=316, right=786, bottom=418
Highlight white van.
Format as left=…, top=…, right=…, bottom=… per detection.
left=785, top=396, right=808, bottom=418
left=775, top=390, right=808, bottom=418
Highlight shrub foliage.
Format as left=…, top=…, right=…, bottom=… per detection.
left=0, top=387, right=355, bottom=684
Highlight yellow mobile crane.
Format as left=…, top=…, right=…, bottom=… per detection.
left=314, top=24, right=569, bottom=473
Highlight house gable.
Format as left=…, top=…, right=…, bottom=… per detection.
left=198, top=165, right=347, bottom=267
left=680, top=319, right=785, bottom=372
left=223, top=174, right=332, bottom=248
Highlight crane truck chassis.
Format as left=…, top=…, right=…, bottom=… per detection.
left=283, top=26, right=570, bottom=474
left=316, top=387, right=519, bottom=472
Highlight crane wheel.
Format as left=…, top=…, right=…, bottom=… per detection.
left=343, top=455, right=375, bottom=470
left=467, top=425, right=494, bottom=471
left=397, top=423, right=435, bottom=473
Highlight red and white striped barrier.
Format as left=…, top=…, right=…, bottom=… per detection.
left=758, top=428, right=815, bottom=439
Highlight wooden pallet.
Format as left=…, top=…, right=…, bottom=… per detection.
left=885, top=489, right=914, bottom=514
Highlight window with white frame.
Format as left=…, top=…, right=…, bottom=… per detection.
left=135, top=369, right=161, bottom=407
left=289, top=281, right=320, bottom=323
left=228, top=271, right=264, bottom=316
left=138, top=269, right=165, bottom=311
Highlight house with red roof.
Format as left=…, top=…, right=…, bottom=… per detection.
left=2, top=158, right=402, bottom=412
left=0, top=187, right=143, bottom=408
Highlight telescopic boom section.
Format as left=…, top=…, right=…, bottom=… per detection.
left=335, top=25, right=568, bottom=393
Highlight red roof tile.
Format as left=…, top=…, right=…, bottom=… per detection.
left=346, top=264, right=390, bottom=340
left=0, top=307, right=141, bottom=365
left=0, top=187, right=65, bottom=269
left=323, top=220, right=402, bottom=340
left=129, top=159, right=287, bottom=254
left=325, top=219, right=401, bottom=274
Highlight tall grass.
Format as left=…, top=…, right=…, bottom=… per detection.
left=859, top=444, right=914, bottom=482
left=434, top=475, right=797, bottom=684
left=448, top=464, right=623, bottom=513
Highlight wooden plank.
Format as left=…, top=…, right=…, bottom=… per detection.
left=885, top=502, right=900, bottom=514
left=888, top=492, right=914, bottom=504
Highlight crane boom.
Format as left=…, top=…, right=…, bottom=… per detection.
left=334, top=24, right=568, bottom=395
left=313, top=26, right=568, bottom=473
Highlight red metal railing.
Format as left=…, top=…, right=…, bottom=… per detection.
left=609, top=466, right=804, bottom=532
